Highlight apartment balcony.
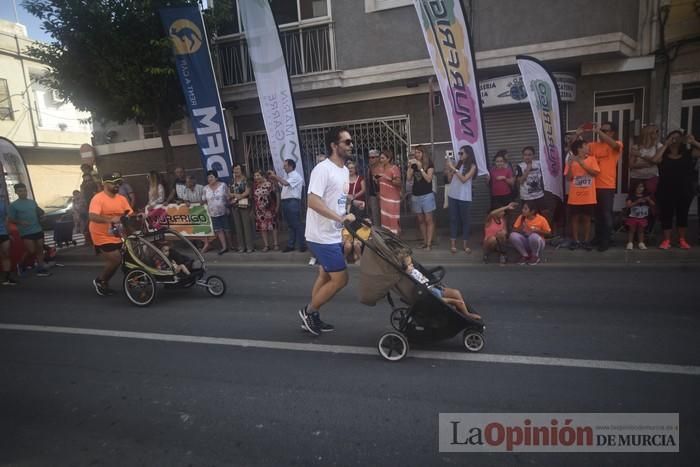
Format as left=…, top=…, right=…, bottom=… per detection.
left=215, top=21, right=336, bottom=88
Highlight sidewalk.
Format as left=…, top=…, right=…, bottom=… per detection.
left=54, top=224, right=700, bottom=266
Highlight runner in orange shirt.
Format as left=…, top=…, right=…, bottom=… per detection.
left=88, top=172, right=133, bottom=296
left=565, top=140, right=601, bottom=250
left=579, top=122, right=623, bottom=251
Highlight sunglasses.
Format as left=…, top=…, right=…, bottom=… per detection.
left=340, top=139, right=353, bottom=145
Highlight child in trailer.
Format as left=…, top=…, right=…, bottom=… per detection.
left=482, top=201, right=519, bottom=264
left=155, top=243, right=192, bottom=276
left=624, top=181, right=654, bottom=250
left=400, top=253, right=482, bottom=321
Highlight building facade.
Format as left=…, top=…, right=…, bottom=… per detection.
left=0, top=19, right=92, bottom=206
left=96, top=0, right=700, bottom=220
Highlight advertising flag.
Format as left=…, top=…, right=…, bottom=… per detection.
left=239, top=0, right=304, bottom=180
left=160, top=7, right=234, bottom=182
left=412, top=0, right=487, bottom=175
left=516, top=55, right=564, bottom=199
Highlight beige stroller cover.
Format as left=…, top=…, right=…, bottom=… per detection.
left=357, top=226, right=418, bottom=306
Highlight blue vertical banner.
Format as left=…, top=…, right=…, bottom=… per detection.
left=160, top=7, right=233, bottom=182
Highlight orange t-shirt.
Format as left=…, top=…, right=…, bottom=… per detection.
left=565, top=156, right=600, bottom=205
left=513, top=214, right=551, bottom=235
left=89, top=191, right=133, bottom=246
left=589, top=140, right=622, bottom=189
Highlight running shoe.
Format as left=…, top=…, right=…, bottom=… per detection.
left=580, top=242, right=593, bottom=251
left=298, top=306, right=320, bottom=336
left=679, top=238, right=691, bottom=250
left=568, top=241, right=580, bottom=251
left=2, top=277, right=17, bottom=286
left=35, top=269, right=52, bottom=277
left=638, top=242, right=647, bottom=250
left=499, top=254, right=507, bottom=265
left=625, top=242, right=634, bottom=250
left=658, top=239, right=671, bottom=250
left=93, top=278, right=106, bottom=296
left=528, top=256, right=541, bottom=265
left=301, top=319, right=335, bottom=333
left=517, top=256, right=530, bottom=265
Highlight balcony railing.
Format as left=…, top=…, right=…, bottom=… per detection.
left=215, top=22, right=335, bottom=87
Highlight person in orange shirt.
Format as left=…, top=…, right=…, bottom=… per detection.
left=88, top=172, right=133, bottom=296
left=565, top=140, right=601, bottom=250
left=579, top=121, right=622, bottom=251
left=509, top=201, right=552, bottom=265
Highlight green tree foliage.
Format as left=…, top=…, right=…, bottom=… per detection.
left=22, top=0, right=226, bottom=172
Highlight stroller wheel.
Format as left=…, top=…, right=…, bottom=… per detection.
left=123, top=269, right=156, bottom=307
left=390, top=307, right=409, bottom=332
left=377, top=332, right=409, bottom=362
left=463, top=330, right=485, bottom=352
left=205, top=275, right=226, bottom=297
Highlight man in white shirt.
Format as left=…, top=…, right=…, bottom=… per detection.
left=269, top=159, right=307, bottom=252
left=176, top=175, right=205, bottom=204
left=298, top=127, right=355, bottom=336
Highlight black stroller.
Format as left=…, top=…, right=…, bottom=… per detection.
left=346, top=220, right=486, bottom=362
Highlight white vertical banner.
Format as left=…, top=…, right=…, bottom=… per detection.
left=238, top=0, right=304, bottom=180
left=412, top=0, right=487, bottom=175
left=516, top=55, right=564, bottom=199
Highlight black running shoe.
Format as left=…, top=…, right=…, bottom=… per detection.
left=301, top=319, right=335, bottom=333
left=93, top=278, right=106, bottom=296
left=2, top=277, right=17, bottom=286
left=298, top=306, right=320, bottom=336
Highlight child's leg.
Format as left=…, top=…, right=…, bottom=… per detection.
left=442, top=296, right=482, bottom=320
left=571, top=213, right=580, bottom=242
left=638, top=224, right=646, bottom=244
left=353, top=240, right=362, bottom=262
left=343, top=240, right=353, bottom=259
left=442, top=287, right=480, bottom=319
left=495, top=231, right=507, bottom=254
left=482, top=236, right=496, bottom=255
left=627, top=222, right=635, bottom=244
left=582, top=214, right=592, bottom=242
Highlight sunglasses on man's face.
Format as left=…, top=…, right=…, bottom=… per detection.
left=339, top=139, right=353, bottom=145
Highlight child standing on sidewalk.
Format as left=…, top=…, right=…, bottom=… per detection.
left=625, top=181, right=654, bottom=250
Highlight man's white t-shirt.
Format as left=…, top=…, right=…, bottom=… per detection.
left=305, top=159, right=349, bottom=244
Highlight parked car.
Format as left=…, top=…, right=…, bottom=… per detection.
left=40, top=195, right=73, bottom=231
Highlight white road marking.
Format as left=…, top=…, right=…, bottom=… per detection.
left=1, top=323, right=699, bottom=376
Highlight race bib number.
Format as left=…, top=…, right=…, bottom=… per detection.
left=630, top=205, right=649, bottom=219
left=573, top=175, right=593, bottom=188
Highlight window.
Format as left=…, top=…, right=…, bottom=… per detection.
left=0, top=79, right=14, bottom=121
left=221, top=0, right=330, bottom=34
left=680, top=82, right=700, bottom=138
left=141, top=120, right=189, bottom=139
left=364, top=0, right=412, bottom=13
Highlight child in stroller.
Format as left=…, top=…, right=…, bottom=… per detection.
left=154, top=242, right=193, bottom=276
left=400, top=253, right=481, bottom=321
left=342, top=200, right=371, bottom=263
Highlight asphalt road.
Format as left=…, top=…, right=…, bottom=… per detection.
left=1, top=263, right=699, bottom=466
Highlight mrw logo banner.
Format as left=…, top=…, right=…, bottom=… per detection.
left=160, top=6, right=234, bottom=182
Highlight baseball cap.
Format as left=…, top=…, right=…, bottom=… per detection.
left=102, top=172, right=123, bottom=183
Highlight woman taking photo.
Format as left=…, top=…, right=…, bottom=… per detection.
left=229, top=164, right=255, bottom=253
left=445, top=146, right=477, bottom=254
left=651, top=131, right=700, bottom=249
left=377, top=149, right=402, bottom=235
left=347, top=161, right=366, bottom=215
left=146, top=170, right=165, bottom=207
left=406, top=145, right=436, bottom=250
left=253, top=169, right=279, bottom=252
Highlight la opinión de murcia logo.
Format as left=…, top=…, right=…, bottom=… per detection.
left=439, top=413, right=679, bottom=453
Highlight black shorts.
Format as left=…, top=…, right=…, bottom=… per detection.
left=21, top=231, right=44, bottom=241
left=568, top=204, right=595, bottom=217
left=95, top=242, right=122, bottom=254
left=0, top=234, right=10, bottom=244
